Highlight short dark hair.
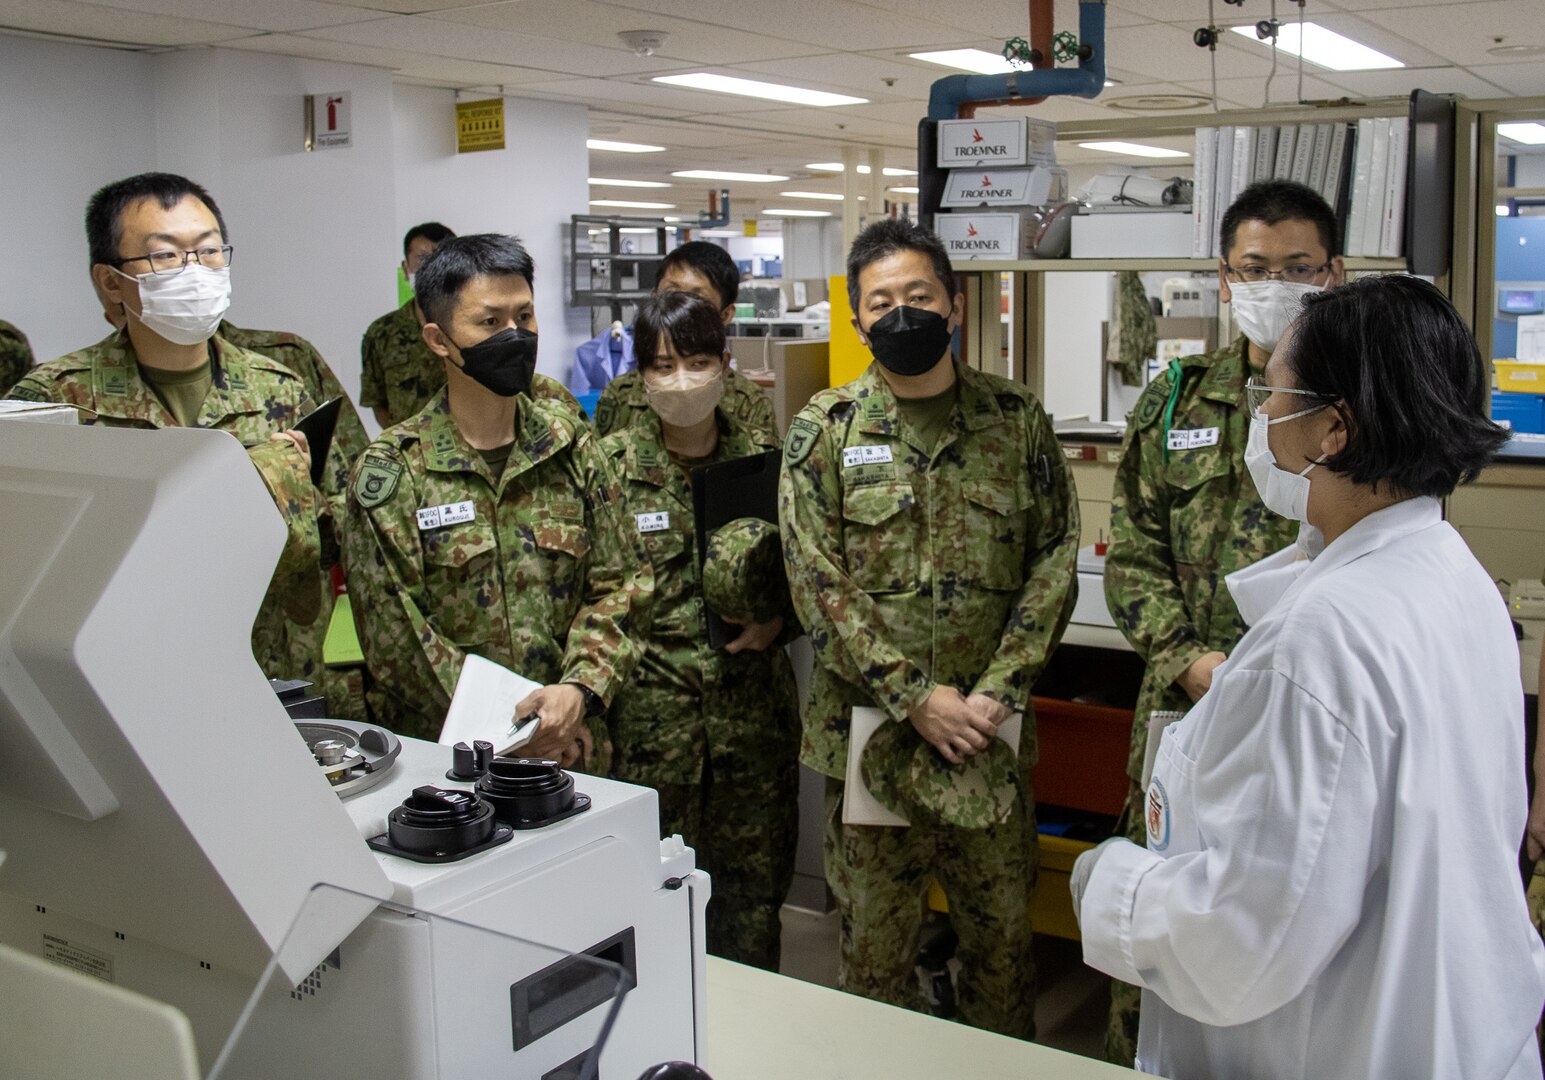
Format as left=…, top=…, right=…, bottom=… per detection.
left=846, top=218, right=956, bottom=313
left=414, top=234, right=535, bottom=328
left=660, top=241, right=741, bottom=310
left=403, top=221, right=456, bottom=257
left=1283, top=275, right=1506, bottom=498
left=633, top=290, right=727, bottom=370
left=1220, top=179, right=1339, bottom=261
left=86, top=173, right=227, bottom=269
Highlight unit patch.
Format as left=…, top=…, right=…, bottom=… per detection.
left=354, top=454, right=403, bottom=509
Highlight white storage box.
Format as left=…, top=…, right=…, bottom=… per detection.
left=1070, top=210, right=1192, bottom=258
left=937, top=116, right=1056, bottom=168
left=935, top=212, right=1030, bottom=260
left=939, top=166, right=1068, bottom=209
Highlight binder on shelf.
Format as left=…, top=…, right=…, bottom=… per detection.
left=1379, top=116, right=1410, bottom=258
left=1230, top=126, right=1254, bottom=204
left=1308, top=123, right=1333, bottom=195
left=1273, top=125, right=1297, bottom=180
left=1323, top=123, right=1352, bottom=207
left=1254, top=124, right=1277, bottom=180
left=1290, top=122, right=1316, bottom=184
left=1346, top=117, right=1376, bottom=256
left=1212, top=126, right=1235, bottom=258
left=1192, top=127, right=1216, bottom=258
left=1360, top=116, right=1393, bottom=257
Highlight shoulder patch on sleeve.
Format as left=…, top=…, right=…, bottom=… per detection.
left=785, top=415, right=822, bottom=466
left=1134, top=386, right=1166, bottom=430
left=353, top=452, right=403, bottom=509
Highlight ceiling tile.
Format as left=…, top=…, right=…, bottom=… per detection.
left=66, top=0, right=386, bottom=32
left=0, top=0, right=257, bottom=45
left=1468, top=62, right=1545, bottom=97
left=583, top=0, right=979, bottom=52
left=1170, top=73, right=1363, bottom=109
left=329, top=0, right=496, bottom=11
left=1353, top=1, right=1545, bottom=67
left=1327, top=65, right=1511, bottom=99
left=219, top=31, right=423, bottom=69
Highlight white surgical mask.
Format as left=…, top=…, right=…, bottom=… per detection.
left=113, top=264, right=231, bottom=346
left=644, top=366, right=725, bottom=428
left=1229, top=280, right=1321, bottom=352
left=1245, top=405, right=1326, bottom=522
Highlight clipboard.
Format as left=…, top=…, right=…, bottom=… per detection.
left=293, top=396, right=343, bottom=487
left=689, top=448, right=782, bottom=649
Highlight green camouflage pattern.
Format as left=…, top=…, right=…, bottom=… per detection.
left=778, top=359, right=1080, bottom=781
left=823, top=776, right=1039, bottom=1038
left=341, top=378, right=653, bottom=752
left=1112, top=270, right=1156, bottom=387
left=1101, top=336, right=1295, bottom=1065
left=359, top=299, right=445, bottom=425
left=598, top=404, right=798, bottom=969
left=4, top=330, right=359, bottom=717
left=0, top=319, right=33, bottom=394
left=220, top=321, right=370, bottom=499
left=861, top=722, right=1018, bottom=829
left=702, top=516, right=788, bottom=625
left=592, top=365, right=777, bottom=439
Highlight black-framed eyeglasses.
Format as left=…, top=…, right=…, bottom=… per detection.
left=1224, top=260, right=1332, bottom=285
left=113, top=245, right=234, bottom=277
left=1245, top=375, right=1335, bottom=415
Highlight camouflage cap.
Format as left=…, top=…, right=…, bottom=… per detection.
left=860, top=720, right=1018, bottom=830
left=702, top=517, right=787, bottom=625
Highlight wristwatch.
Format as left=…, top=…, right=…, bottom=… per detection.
left=571, top=683, right=604, bottom=718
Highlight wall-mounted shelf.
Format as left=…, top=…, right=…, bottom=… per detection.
left=952, top=257, right=1408, bottom=274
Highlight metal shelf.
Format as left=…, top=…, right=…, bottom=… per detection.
left=953, top=257, right=1408, bottom=274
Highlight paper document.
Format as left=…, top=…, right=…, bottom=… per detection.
left=1142, top=710, right=1188, bottom=787
left=843, top=706, right=1022, bottom=827
left=1517, top=315, right=1545, bottom=364
left=439, top=653, right=544, bottom=756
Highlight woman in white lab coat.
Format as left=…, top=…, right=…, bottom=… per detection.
left=1073, top=274, right=1545, bottom=1079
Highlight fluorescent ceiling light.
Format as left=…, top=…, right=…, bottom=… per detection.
left=589, top=198, right=676, bottom=209
left=698, top=228, right=741, bottom=237
left=1078, top=140, right=1189, bottom=159
left=1228, top=22, right=1403, bottom=71
left=673, top=169, right=789, bottom=183
left=588, top=177, right=671, bottom=188
left=888, top=186, right=921, bottom=194
left=910, top=48, right=1015, bottom=75
left=1497, top=204, right=1512, bottom=217
left=779, top=191, right=844, bottom=200
left=587, top=138, right=667, bottom=153
left=653, top=72, right=867, bottom=107
left=806, top=163, right=917, bottom=176
left=762, top=207, right=833, bottom=217
left=1499, top=122, right=1545, bottom=145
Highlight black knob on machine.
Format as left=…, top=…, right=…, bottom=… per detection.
left=447, top=741, right=481, bottom=781
left=635, top=1064, right=713, bottom=1080
left=367, top=784, right=513, bottom=863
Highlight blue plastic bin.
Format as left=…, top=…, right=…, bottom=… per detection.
left=1491, top=390, right=1545, bottom=434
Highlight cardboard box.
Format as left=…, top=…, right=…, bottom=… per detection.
left=937, top=116, right=1056, bottom=168
left=939, top=165, right=1068, bottom=208
left=1154, top=315, right=1218, bottom=357
left=1070, top=210, right=1192, bottom=257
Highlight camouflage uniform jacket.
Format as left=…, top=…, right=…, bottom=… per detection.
left=0, top=319, right=33, bottom=395
left=598, top=407, right=800, bottom=787
left=779, top=360, right=1080, bottom=780
left=220, top=320, right=370, bottom=499
left=5, top=330, right=332, bottom=690
left=593, top=365, right=777, bottom=440
left=1104, top=336, right=1296, bottom=785
left=359, top=299, right=445, bottom=426
left=342, top=378, right=653, bottom=743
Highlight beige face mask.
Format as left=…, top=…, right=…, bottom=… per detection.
left=644, top=366, right=725, bottom=427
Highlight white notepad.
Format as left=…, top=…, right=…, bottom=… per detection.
left=438, top=653, right=545, bottom=756
left=843, top=706, right=1022, bottom=827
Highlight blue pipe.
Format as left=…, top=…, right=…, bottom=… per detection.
left=926, top=0, right=1107, bottom=121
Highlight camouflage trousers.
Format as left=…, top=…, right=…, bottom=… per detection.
left=1105, top=784, right=1148, bottom=1066
left=651, top=756, right=798, bottom=971
left=252, top=589, right=366, bottom=722
left=822, top=776, right=1039, bottom=1040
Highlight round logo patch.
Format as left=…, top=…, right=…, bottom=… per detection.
left=1146, top=777, right=1171, bottom=853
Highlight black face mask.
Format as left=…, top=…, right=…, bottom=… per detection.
left=449, top=326, right=538, bottom=397
left=864, top=304, right=953, bottom=376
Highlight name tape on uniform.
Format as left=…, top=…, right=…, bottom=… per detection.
left=1166, top=427, right=1219, bottom=452
left=635, top=511, right=671, bottom=534
left=842, top=445, right=894, bottom=468
left=416, top=500, right=476, bottom=531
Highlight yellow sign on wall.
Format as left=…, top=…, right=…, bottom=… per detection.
left=455, top=98, right=505, bottom=153
left=828, top=274, right=870, bottom=387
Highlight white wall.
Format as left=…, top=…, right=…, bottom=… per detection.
left=393, top=85, right=591, bottom=384
left=0, top=34, right=157, bottom=363
left=1040, top=271, right=1109, bottom=422
left=0, top=33, right=590, bottom=416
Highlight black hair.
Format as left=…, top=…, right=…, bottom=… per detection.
left=403, top=221, right=456, bottom=257
left=414, top=234, right=534, bottom=328
left=846, top=218, right=956, bottom=313
left=660, top=241, right=741, bottom=310
left=85, top=173, right=227, bottom=269
left=1283, top=274, right=1507, bottom=498
left=633, top=290, right=727, bottom=371
left=1220, top=179, right=1339, bottom=261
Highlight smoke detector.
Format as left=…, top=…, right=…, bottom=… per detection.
left=618, top=30, right=668, bottom=57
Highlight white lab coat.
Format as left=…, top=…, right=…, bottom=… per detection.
left=1081, top=497, right=1545, bottom=1079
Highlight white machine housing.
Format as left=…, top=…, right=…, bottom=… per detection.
left=0, top=423, right=707, bottom=1078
